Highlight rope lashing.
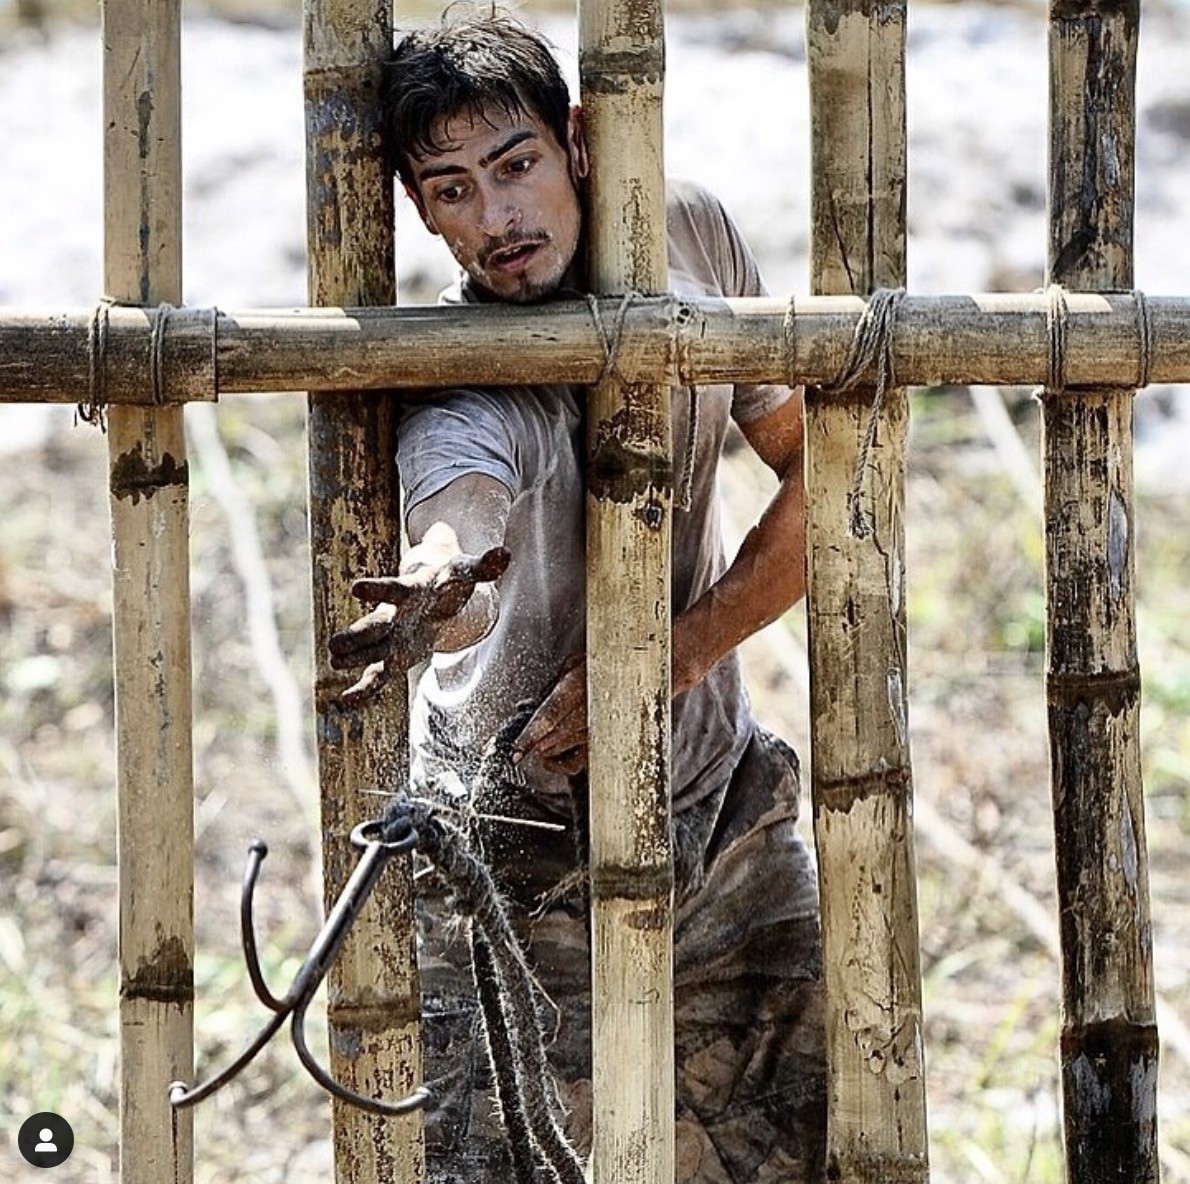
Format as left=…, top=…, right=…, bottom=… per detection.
left=1045, top=282, right=1070, bottom=393
left=81, top=296, right=118, bottom=429
left=789, top=285, right=1157, bottom=538
left=585, top=290, right=639, bottom=387
left=794, top=287, right=906, bottom=539
left=82, top=299, right=218, bottom=426
left=1040, top=284, right=1154, bottom=392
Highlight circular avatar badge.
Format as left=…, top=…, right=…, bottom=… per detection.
left=17, top=1112, right=74, bottom=1169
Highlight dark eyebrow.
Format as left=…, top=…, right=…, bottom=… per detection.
left=479, top=130, right=537, bottom=169
left=416, top=130, right=538, bottom=183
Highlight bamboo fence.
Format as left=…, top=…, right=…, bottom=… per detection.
left=302, top=0, right=423, bottom=1180
left=8, top=292, right=1190, bottom=403
left=3, top=0, right=1174, bottom=1181
left=101, top=2, right=195, bottom=1182
left=1044, top=0, right=1160, bottom=1179
left=579, top=0, right=675, bottom=1180
left=805, top=0, right=929, bottom=1180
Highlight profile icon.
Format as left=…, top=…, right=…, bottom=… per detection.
left=17, top=1112, right=74, bottom=1168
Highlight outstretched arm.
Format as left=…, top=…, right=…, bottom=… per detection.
left=328, top=474, right=513, bottom=703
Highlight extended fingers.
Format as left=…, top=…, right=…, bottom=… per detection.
left=351, top=575, right=421, bottom=606
left=353, top=546, right=510, bottom=618
left=328, top=602, right=397, bottom=668
left=340, top=660, right=391, bottom=707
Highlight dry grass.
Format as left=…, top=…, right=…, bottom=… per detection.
left=2, top=384, right=1188, bottom=1183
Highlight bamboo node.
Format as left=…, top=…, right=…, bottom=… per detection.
left=815, top=287, right=906, bottom=539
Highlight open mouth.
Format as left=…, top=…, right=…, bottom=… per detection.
left=487, top=241, right=544, bottom=273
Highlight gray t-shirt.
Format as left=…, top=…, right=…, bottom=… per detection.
left=398, top=179, right=790, bottom=816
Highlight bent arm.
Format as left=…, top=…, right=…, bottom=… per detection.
left=671, top=390, right=807, bottom=696
left=513, top=389, right=806, bottom=768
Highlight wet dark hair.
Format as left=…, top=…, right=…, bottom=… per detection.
left=384, top=8, right=573, bottom=192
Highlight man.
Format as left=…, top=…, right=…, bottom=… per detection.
left=330, top=11, right=826, bottom=1183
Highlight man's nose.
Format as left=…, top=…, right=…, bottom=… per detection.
left=477, top=189, right=522, bottom=237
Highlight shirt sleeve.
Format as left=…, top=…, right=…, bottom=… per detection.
left=671, top=181, right=792, bottom=426
left=397, top=389, right=523, bottom=523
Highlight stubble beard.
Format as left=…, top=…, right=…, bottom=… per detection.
left=475, top=232, right=567, bottom=304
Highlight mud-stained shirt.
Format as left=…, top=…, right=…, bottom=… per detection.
left=397, top=179, right=791, bottom=818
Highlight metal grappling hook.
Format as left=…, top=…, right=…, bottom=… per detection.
left=168, top=812, right=434, bottom=1117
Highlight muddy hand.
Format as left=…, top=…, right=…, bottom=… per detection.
left=512, top=653, right=588, bottom=775
left=328, top=544, right=510, bottom=705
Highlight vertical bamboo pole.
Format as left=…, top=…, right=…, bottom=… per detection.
left=304, top=2, right=422, bottom=1182
left=805, top=1, right=930, bottom=1180
left=578, top=1, right=673, bottom=1182
left=1045, top=2, right=1160, bottom=1179
left=102, top=2, right=193, bottom=1182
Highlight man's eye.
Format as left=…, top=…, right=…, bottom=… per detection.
left=435, top=185, right=466, bottom=204
left=506, top=157, right=534, bottom=176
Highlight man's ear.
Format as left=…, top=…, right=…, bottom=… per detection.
left=403, top=179, right=440, bottom=237
left=566, top=105, right=590, bottom=181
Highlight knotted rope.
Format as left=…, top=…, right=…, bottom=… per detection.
left=80, top=297, right=118, bottom=429
left=81, top=299, right=217, bottom=428
left=1044, top=283, right=1070, bottom=393
left=585, top=291, right=639, bottom=389
left=586, top=292, right=698, bottom=512
left=790, top=287, right=906, bottom=539
left=1040, top=284, right=1154, bottom=393
left=384, top=711, right=585, bottom=1184
left=150, top=303, right=175, bottom=408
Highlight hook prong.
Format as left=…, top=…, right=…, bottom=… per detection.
left=170, top=812, right=429, bottom=1118
left=290, top=990, right=434, bottom=1118
left=168, top=1007, right=289, bottom=1109
left=241, top=840, right=286, bottom=1013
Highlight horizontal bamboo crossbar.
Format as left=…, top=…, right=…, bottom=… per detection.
left=4, top=292, right=1187, bottom=404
